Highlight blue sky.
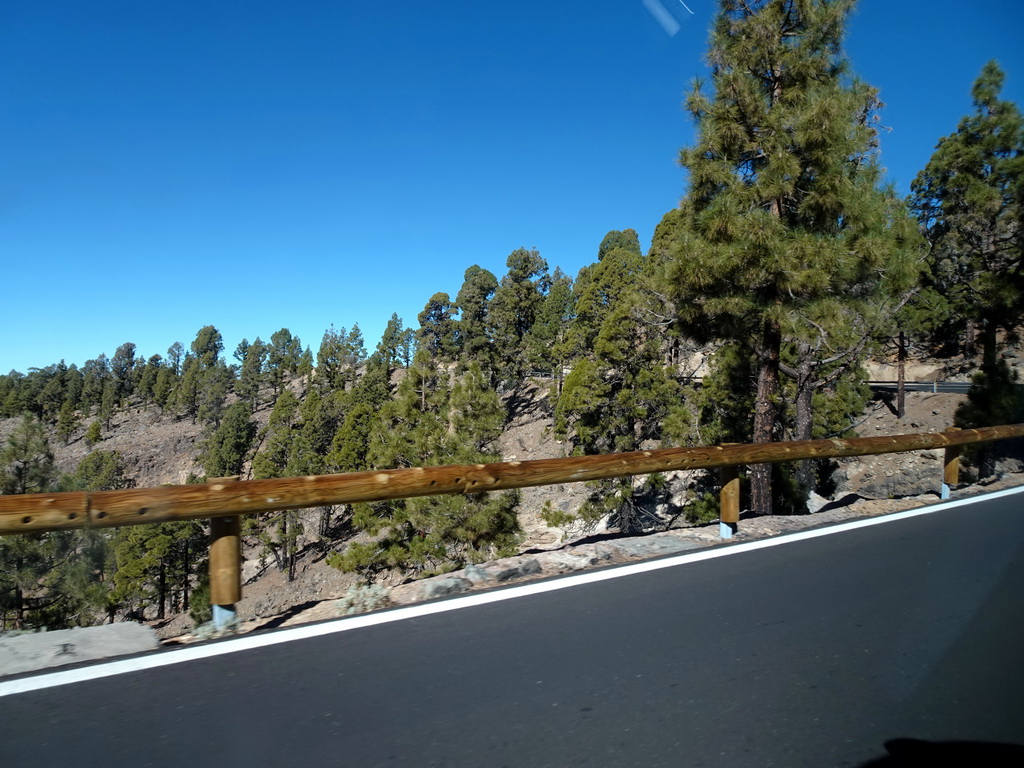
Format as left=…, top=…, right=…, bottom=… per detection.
left=2, top=1, right=1021, bottom=374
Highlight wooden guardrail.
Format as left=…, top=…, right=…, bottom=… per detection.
left=1, top=423, right=1021, bottom=624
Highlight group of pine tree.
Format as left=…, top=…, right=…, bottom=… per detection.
left=2, top=0, right=1021, bottom=631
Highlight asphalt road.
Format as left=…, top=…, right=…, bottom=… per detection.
left=3, top=492, right=1024, bottom=767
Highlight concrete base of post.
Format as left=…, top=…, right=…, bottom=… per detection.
left=212, top=604, right=237, bottom=632
left=720, top=521, right=737, bottom=539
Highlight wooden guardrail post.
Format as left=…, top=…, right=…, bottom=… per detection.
left=209, top=515, right=241, bottom=630
left=942, top=427, right=962, bottom=500
left=719, top=444, right=740, bottom=539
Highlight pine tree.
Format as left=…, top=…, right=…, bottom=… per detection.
left=417, top=293, right=458, bottom=360
left=236, top=337, right=267, bottom=412
left=555, top=291, right=685, bottom=532
left=137, top=354, right=164, bottom=405
left=267, top=328, right=303, bottom=394
left=567, top=230, right=643, bottom=359
left=251, top=390, right=303, bottom=579
left=110, top=342, right=137, bottom=400
left=56, top=398, right=79, bottom=445
left=377, top=313, right=406, bottom=377
left=0, top=416, right=54, bottom=495
left=198, top=401, right=256, bottom=478
left=316, top=325, right=348, bottom=392
left=197, top=361, right=231, bottom=428
left=664, top=0, right=922, bottom=513
left=489, top=248, right=550, bottom=382
left=911, top=61, right=1023, bottom=415
left=0, top=418, right=57, bottom=629
left=455, top=265, right=499, bottom=372
left=173, top=356, right=202, bottom=422
left=167, top=341, right=185, bottom=375
left=84, top=419, right=103, bottom=447
left=329, top=351, right=519, bottom=580
left=524, top=267, right=574, bottom=382
left=152, top=366, right=176, bottom=412
left=190, top=325, right=224, bottom=369
left=111, top=520, right=205, bottom=621
left=80, top=354, right=109, bottom=417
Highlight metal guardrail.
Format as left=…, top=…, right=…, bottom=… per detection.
left=2, top=424, right=1021, bottom=626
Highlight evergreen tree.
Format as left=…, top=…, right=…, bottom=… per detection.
left=524, top=267, right=574, bottom=382
left=137, top=354, right=164, bottom=405
left=911, top=61, right=1024, bottom=394
left=0, top=416, right=54, bottom=495
left=63, top=449, right=135, bottom=492
left=197, top=361, right=231, bottom=428
left=267, top=328, right=303, bottom=394
left=417, top=292, right=458, bottom=360
left=489, top=248, right=550, bottom=382
left=167, top=341, right=185, bottom=376
left=62, top=364, right=83, bottom=410
left=56, top=399, right=79, bottom=445
left=38, top=368, right=66, bottom=423
left=111, top=520, right=205, bottom=621
left=342, top=326, right=366, bottom=384
left=110, top=342, right=137, bottom=400
left=377, top=313, right=406, bottom=376
left=173, top=356, right=202, bottom=422
left=236, top=337, right=267, bottom=411
left=455, top=265, right=499, bottom=371
left=84, top=419, right=103, bottom=447
left=0, top=418, right=57, bottom=629
left=555, top=293, right=685, bottom=532
left=330, top=351, right=519, bottom=580
left=663, top=0, right=922, bottom=513
left=80, top=354, right=110, bottom=416
left=233, top=338, right=251, bottom=364
left=252, top=389, right=300, bottom=480
left=326, top=353, right=393, bottom=473
left=190, top=325, right=224, bottom=369
left=99, top=379, right=116, bottom=431
left=198, top=401, right=256, bottom=478
left=298, top=345, right=315, bottom=386
left=251, top=390, right=303, bottom=579
left=567, top=230, right=643, bottom=359
left=316, top=325, right=349, bottom=392
left=152, top=366, right=176, bottom=412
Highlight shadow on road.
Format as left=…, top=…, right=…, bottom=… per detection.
left=857, top=738, right=1024, bottom=767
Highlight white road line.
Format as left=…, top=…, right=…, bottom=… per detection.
left=3, top=485, right=1022, bottom=698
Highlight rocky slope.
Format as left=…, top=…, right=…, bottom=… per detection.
left=4, top=354, right=1022, bottom=641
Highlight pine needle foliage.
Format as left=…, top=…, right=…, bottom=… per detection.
left=663, top=0, right=922, bottom=513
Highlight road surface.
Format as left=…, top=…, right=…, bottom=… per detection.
left=2, top=490, right=1024, bottom=767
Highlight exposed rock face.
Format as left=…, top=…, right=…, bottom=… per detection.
left=388, top=532, right=704, bottom=606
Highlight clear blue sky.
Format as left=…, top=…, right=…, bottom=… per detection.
left=2, top=1, right=1021, bottom=374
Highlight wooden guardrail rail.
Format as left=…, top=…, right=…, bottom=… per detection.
left=2, top=423, right=1022, bottom=626
left=2, top=424, right=1022, bottom=536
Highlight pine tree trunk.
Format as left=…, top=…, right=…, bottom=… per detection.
left=182, top=538, right=190, bottom=611
left=157, top=559, right=166, bottom=620
left=897, top=331, right=906, bottom=419
left=15, top=582, right=24, bottom=629
left=978, top=321, right=1000, bottom=478
left=981, top=321, right=998, bottom=376
left=793, top=348, right=815, bottom=509
left=751, top=319, right=781, bottom=515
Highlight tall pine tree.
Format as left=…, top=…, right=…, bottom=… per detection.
left=664, top=0, right=921, bottom=513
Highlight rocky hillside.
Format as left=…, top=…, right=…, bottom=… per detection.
left=6, top=351, right=1023, bottom=640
